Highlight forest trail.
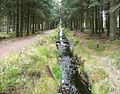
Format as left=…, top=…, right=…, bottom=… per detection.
left=0, top=30, right=55, bottom=58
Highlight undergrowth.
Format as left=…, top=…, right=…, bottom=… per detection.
left=0, top=30, right=59, bottom=94
left=66, top=30, right=110, bottom=94
left=0, top=32, right=15, bottom=39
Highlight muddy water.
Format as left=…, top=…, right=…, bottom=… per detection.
left=56, top=29, right=91, bottom=94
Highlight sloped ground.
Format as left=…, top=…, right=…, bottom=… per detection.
left=0, top=30, right=55, bottom=58
left=0, top=30, right=59, bottom=94
left=0, top=29, right=120, bottom=94
left=69, top=31, right=120, bottom=94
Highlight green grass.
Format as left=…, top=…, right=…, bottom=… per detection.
left=0, top=32, right=15, bottom=39
left=53, top=64, right=62, bottom=82
left=99, top=82, right=110, bottom=94
left=110, top=40, right=120, bottom=46
left=66, top=31, right=110, bottom=94
left=1, top=29, right=119, bottom=94
left=87, top=40, right=105, bottom=52
left=106, top=51, right=120, bottom=69
left=67, top=30, right=120, bottom=94
left=0, top=31, right=59, bottom=94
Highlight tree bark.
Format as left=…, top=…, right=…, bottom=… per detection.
left=41, top=22, right=44, bottom=31
left=16, top=0, right=20, bottom=37
left=119, top=10, right=120, bottom=36
left=90, top=7, right=94, bottom=37
left=32, top=12, right=35, bottom=34
left=7, top=15, right=10, bottom=34
left=20, top=0, right=24, bottom=36
left=109, top=0, right=117, bottom=40
left=94, top=6, right=98, bottom=34
left=13, top=14, right=16, bottom=32
left=26, top=3, right=30, bottom=36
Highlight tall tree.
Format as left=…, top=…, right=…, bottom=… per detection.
left=20, top=0, right=24, bottom=36
left=16, top=0, right=20, bottom=37
left=109, top=0, right=117, bottom=40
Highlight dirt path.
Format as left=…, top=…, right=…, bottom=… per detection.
left=0, top=30, right=55, bottom=58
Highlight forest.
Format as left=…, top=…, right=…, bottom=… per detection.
left=0, top=0, right=120, bottom=94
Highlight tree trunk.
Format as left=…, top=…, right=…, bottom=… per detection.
left=106, top=2, right=110, bottom=36
left=109, top=12, right=117, bottom=40
left=109, top=0, right=117, bottom=40
left=76, top=19, right=78, bottom=31
left=94, top=6, right=98, bottom=34
left=73, top=19, right=76, bottom=30
left=26, top=3, right=30, bottom=36
left=80, top=14, right=83, bottom=32
left=13, top=14, right=16, bottom=32
left=35, top=15, right=37, bottom=32
left=106, top=12, right=110, bottom=36
left=32, top=13, right=35, bottom=34
left=70, top=20, right=73, bottom=30
left=16, top=0, right=19, bottom=37
left=38, top=18, right=40, bottom=31
left=41, top=22, right=44, bottom=31
left=7, top=15, right=10, bottom=34
left=119, top=10, right=120, bottom=36
left=90, top=7, right=94, bottom=37
left=20, top=0, right=24, bottom=36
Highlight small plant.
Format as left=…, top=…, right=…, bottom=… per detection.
left=87, top=40, right=105, bottom=52
left=53, top=64, right=62, bottom=82
left=0, top=64, right=23, bottom=93
left=0, top=32, right=60, bottom=94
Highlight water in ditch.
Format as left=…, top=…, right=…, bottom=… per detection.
left=56, top=28, right=91, bottom=94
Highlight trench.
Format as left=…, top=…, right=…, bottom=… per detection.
left=56, top=27, right=92, bottom=94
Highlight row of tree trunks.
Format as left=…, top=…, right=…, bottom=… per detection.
left=66, top=17, right=84, bottom=32
left=63, top=0, right=120, bottom=41
left=0, top=0, right=57, bottom=37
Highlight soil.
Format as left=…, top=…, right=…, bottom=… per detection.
left=0, top=30, right=55, bottom=58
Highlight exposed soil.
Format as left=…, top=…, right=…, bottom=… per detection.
left=0, top=30, right=55, bottom=58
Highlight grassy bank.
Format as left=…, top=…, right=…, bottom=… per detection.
left=0, top=31, right=60, bottom=94
left=1, top=29, right=120, bottom=94
left=66, top=29, right=120, bottom=94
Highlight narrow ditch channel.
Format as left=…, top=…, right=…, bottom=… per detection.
left=56, top=28, right=92, bottom=94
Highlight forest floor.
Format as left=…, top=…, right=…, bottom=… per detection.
left=71, top=31, right=120, bottom=94
left=0, top=30, right=55, bottom=58
left=0, top=29, right=120, bottom=94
